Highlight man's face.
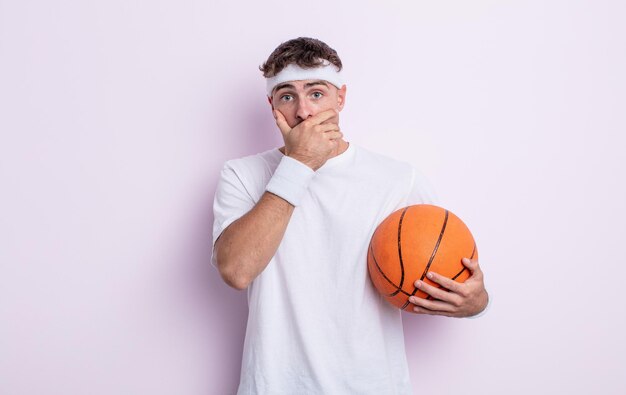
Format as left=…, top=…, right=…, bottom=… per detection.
left=268, top=79, right=346, bottom=129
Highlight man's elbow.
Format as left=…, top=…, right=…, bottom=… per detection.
left=221, top=269, right=250, bottom=291
left=213, top=234, right=255, bottom=290
left=215, top=255, right=251, bottom=290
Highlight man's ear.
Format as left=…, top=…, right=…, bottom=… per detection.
left=267, top=96, right=274, bottom=110
left=337, top=84, right=347, bottom=111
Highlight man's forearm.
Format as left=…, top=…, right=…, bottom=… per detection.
left=215, top=191, right=294, bottom=290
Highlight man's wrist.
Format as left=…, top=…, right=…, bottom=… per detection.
left=287, top=153, right=318, bottom=171
left=465, top=291, right=491, bottom=319
left=265, top=155, right=315, bottom=206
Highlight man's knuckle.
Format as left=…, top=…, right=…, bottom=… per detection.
left=452, top=296, right=463, bottom=307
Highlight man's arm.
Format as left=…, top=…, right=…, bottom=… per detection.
left=404, top=166, right=490, bottom=318
left=408, top=257, right=490, bottom=318
left=213, top=108, right=342, bottom=290
left=214, top=191, right=294, bottom=290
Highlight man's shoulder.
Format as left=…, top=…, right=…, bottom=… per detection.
left=216, top=148, right=282, bottom=202
left=222, top=147, right=281, bottom=175
left=353, top=143, right=415, bottom=174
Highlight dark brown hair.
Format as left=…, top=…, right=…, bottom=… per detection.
left=259, top=37, right=343, bottom=78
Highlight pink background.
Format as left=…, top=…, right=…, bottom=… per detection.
left=1, top=1, right=625, bottom=394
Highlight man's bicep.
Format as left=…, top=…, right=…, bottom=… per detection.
left=211, top=163, right=255, bottom=268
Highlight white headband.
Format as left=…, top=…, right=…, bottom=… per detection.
left=266, top=60, right=344, bottom=97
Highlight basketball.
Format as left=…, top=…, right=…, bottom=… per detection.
left=367, top=204, right=478, bottom=313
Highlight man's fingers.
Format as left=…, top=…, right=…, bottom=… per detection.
left=425, top=271, right=465, bottom=295
left=273, top=110, right=291, bottom=136
left=408, top=296, right=456, bottom=313
left=308, top=108, right=338, bottom=126
left=325, top=131, right=343, bottom=141
left=316, top=123, right=340, bottom=133
left=413, top=279, right=461, bottom=305
left=463, top=257, right=483, bottom=279
left=412, top=306, right=455, bottom=317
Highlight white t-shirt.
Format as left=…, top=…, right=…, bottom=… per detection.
left=211, top=142, right=438, bottom=394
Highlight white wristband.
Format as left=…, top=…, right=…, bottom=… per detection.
left=465, top=292, right=491, bottom=319
left=265, top=156, right=315, bottom=206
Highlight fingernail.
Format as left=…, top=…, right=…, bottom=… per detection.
left=414, top=281, right=421, bottom=288
left=409, top=296, right=417, bottom=303
left=427, top=272, right=433, bottom=279
left=462, top=258, right=470, bottom=264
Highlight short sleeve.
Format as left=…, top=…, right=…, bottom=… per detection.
left=210, top=162, right=256, bottom=268
left=405, top=166, right=440, bottom=207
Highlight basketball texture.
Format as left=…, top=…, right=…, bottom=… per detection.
left=367, top=204, right=478, bottom=313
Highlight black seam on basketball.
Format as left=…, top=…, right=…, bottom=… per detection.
left=401, top=209, right=449, bottom=310
left=397, top=207, right=408, bottom=291
left=422, top=209, right=449, bottom=280
left=451, top=268, right=467, bottom=281
left=369, top=242, right=411, bottom=297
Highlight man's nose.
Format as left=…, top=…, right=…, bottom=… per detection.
left=295, top=100, right=314, bottom=121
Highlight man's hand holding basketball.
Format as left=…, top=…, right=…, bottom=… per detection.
left=273, top=108, right=343, bottom=171
left=408, top=257, right=489, bottom=318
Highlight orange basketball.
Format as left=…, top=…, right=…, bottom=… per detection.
left=367, top=204, right=478, bottom=313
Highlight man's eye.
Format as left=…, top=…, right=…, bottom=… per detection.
left=312, top=92, right=323, bottom=99
left=281, top=95, right=293, bottom=101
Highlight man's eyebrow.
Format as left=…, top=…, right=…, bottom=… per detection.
left=304, top=80, right=329, bottom=88
left=273, top=80, right=330, bottom=95
left=273, top=83, right=295, bottom=93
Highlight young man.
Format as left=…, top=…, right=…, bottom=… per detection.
left=211, top=37, right=489, bottom=394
